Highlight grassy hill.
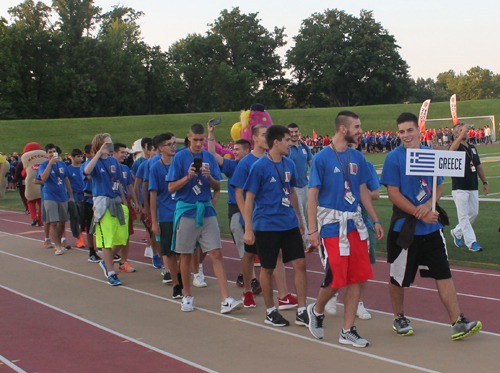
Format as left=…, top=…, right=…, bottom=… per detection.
left=1, top=99, right=499, bottom=154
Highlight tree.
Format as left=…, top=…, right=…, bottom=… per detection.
left=286, top=9, right=411, bottom=107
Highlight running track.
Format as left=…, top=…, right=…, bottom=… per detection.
left=0, top=208, right=499, bottom=372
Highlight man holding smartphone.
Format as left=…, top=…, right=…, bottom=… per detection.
left=168, top=123, right=243, bottom=314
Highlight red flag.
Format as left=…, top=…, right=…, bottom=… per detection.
left=450, top=94, right=459, bottom=125
left=313, top=129, right=317, bottom=139
left=418, top=99, right=431, bottom=132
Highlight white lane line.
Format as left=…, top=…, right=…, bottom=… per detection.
left=0, top=355, right=27, bottom=373
left=0, top=285, right=216, bottom=373
left=0, top=236, right=479, bottom=371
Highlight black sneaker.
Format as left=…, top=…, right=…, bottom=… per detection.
left=236, top=273, right=244, bottom=287
left=31, top=219, right=38, bottom=226
left=113, top=254, right=121, bottom=263
left=296, top=309, right=309, bottom=326
left=172, top=284, right=183, bottom=299
left=162, top=271, right=173, bottom=284
left=251, top=278, right=262, bottom=295
left=265, top=309, right=289, bottom=327
left=25, top=209, right=30, bottom=215
left=88, top=253, right=101, bottom=263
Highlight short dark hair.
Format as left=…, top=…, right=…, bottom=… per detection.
left=155, top=132, right=175, bottom=147
left=113, top=142, right=127, bottom=152
left=55, top=146, right=62, bottom=154
left=396, top=112, right=418, bottom=128
left=141, top=137, right=152, bottom=148
left=288, top=123, right=299, bottom=129
left=84, top=144, right=92, bottom=154
left=235, top=139, right=251, bottom=151
left=45, top=143, right=56, bottom=151
left=190, top=123, right=205, bottom=135
left=265, top=125, right=290, bottom=149
left=335, top=110, right=359, bottom=131
left=71, top=148, right=83, bottom=158
left=251, top=124, right=267, bottom=138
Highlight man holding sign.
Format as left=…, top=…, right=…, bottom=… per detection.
left=381, top=113, right=481, bottom=341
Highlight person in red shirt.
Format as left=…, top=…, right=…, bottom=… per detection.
left=425, top=130, right=434, bottom=148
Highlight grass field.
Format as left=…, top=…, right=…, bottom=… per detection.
left=1, top=99, right=499, bottom=155
left=2, top=144, right=499, bottom=270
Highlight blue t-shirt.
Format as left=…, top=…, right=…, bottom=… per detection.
left=144, top=153, right=162, bottom=183
left=221, top=158, right=238, bottom=205
left=380, top=145, right=443, bottom=235
left=119, top=164, right=134, bottom=199
left=175, top=146, right=187, bottom=154
left=36, top=160, right=69, bottom=202
left=149, top=159, right=176, bottom=222
left=136, top=159, right=149, bottom=205
left=166, top=149, right=221, bottom=218
left=88, top=157, right=123, bottom=198
left=287, top=141, right=313, bottom=188
left=67, top=164, right=84, bottom=202
left=363, top=161, right=381, bottom=228
left=230, top=153, right=261, bottom=226
left=308, top=147, right=370, bottom=238
left=243, top=155, right=298, bottom=231
left=131, top=157, right=145, bottom=176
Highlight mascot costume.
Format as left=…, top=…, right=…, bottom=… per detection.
left=21, top=143, right=49, bottom=223
left=0, top=153, right=9, bottom=199
left=230, top=103, right=273, bottom=146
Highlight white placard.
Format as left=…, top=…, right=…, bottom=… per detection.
left=405, top=148, right=466, bottom=177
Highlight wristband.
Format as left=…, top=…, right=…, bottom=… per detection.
left=307, top=230, right=318, bottom=235
left=373, top=221, right=382, bottom=225
left=483, top=181, right=488, bottom=185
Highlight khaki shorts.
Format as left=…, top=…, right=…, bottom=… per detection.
left=174, top=216, right=221, bottom=254
left=43, top=200, right=68, bottom=223
left=95, top=206, right=130, bottom=249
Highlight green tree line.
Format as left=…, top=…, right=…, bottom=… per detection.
left=1, top=1, right=499, bottom=119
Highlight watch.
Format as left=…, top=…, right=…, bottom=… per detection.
left=483, top=181, right=488, bottom=185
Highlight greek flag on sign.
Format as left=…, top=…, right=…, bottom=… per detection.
left=408, top=151, right=435, bottom=174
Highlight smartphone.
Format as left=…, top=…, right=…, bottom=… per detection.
left=193, top=158, right=203, bottom=172
left=53, top=152, right=58, bottom=159
left=108, top=143, right=114, bottom=153
left=209, top=117, right=222, bottom=127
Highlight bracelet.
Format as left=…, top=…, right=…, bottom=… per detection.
left=307, top=230, right=318, bottom=235
left=207, top=138, right=215, bottom=141
left=373, top=221, right=382, bottom=225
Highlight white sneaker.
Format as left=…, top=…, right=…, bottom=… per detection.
left=144, top=246, right=153, bottom=258
left=325, top=294, right=338, bottom=315
left=193, top=273, right=207, bottom=288
left=198, top=264, right=205, bottom=281
left=221, top=296, right=244, bottom=314
left=181, top=296, right=194, bottom=312
left=356, top=302, right=372, bottom=320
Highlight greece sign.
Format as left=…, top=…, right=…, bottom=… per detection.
left=406, top=148, right=466, bottom=177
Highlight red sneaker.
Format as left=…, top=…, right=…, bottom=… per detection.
left=243, top=291, right=256, bottom=308
left=77, top=238, right=85, bottom=248
left=278, top=293, right=298, bottom=310
left=254, top=255, right=261, bottom=267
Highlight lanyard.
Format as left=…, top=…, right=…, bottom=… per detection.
left=462, top=144, right=474, bottom=162
left=51, top=162, right=61, bottom=180
left=268, top=154, right=289, bottom=196
left=330, top=143, right=350, bottom=186
left=420, top=179, right=431, bottom=195
left=100, top=158, right=116, bottom=182
left=160, top=158, right=170, bottom=174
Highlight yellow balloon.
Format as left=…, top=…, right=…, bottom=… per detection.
left=231, top=122, right=242, bottom=141
left=223, top=153, right=232, bottom=159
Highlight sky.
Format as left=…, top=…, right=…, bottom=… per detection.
left=3, top=0, right=500, bottom=80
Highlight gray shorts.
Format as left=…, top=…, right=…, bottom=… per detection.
left=230, top=213, right=245, bottom=258
left=41, top=201, right=47, bottom=222
left=174, top=216, right=221, bottom=254
left=43, top=200, right=69, bottom=223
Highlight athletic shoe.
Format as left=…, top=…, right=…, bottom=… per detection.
left=251, top=278, right=262, bottom=295
left=181, top=296, right=194, bottom=312
left=193, top=273, right=207, bottom=288
left=38, top=221, right=44, bottom=227
left=162, top=271, right=173, bottom=284
left=278, top=293, right=298, bottom=310
left=221, top=296, right=244, bottom=314
left=113, top=254, right=121, bottom=263
left=307, top=303, right=325, bottom=339
left=325, top=294, right=338, bottom=315
left=107, top=274, right=122, bottom=286
left=55, top=249, right=64, bottom=256
left=198, top=264, right=204, bottom=281
left=451, top=314, right=482, bottom=341
left=99, top=260, right=109, bottom=278
left=25, top=209, right=30, bottom=215
left=265, top=309, right=289, bottom=327
left=254, top=255, right=261, bottom=267
left=393, top=314, right=414, bottom=336
left=141, top=235, right=148, bottom=242
left=161, top=268, right=166, bottom=277
left=450, top=229, right=462, bottom=247
left=243, top=291, right=256, bottom=308
left=296, top=308, right=309, bottom=327
left=339, top=326, right=369, bottom=348
left=172, top=284, right=183, bottom=299
left=61, top=240, right=71, bottom=250
left=152, top=254, right=162, bottom=268
left=236, top=273, right=244, bottom=287
left=43, top=240, right=54, bottom=249
left=118, top=262, right=136, bottom=273
left=31, top=219, right=38, bottom=226
left=469, top=242, right=483, bottom=252
left=306, top=244, right=315, bottom=253
left=144, top=246, right=153, bottom=258
left=88, top=254, right=101, bottom=263
left=356, top=302, right=372, bottom=320
left=77, top=238, right=85, bottom=248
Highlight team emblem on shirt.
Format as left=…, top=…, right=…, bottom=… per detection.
left=350, top=163, right=358, bottom=175
left=122, top=172, right=127, bottom=179
left=111, top=165, right=116, bottom=173
left=59, top=168, right=64, bottom=174
left=100, top=168, right=105, bottom=172
left=285, top=172, right=291, bottom=182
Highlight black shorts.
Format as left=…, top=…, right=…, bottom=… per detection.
left=389, top=229, right=451, bottom=287
left=254, top=227, right=305, bottom=269
left=243, top=225, right=258, bottom=255
left=159, top=222, right=176, bottom=257
left=83, top=201, right=93, bottom=233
